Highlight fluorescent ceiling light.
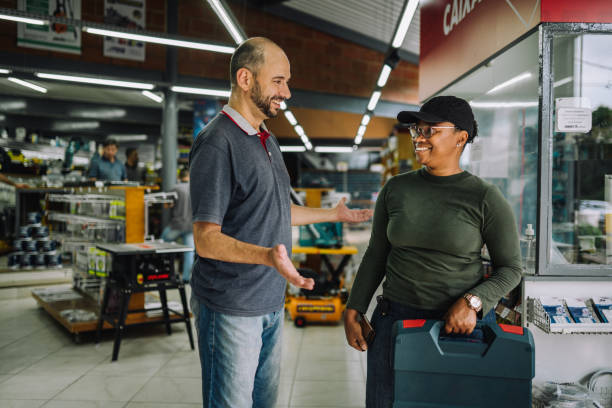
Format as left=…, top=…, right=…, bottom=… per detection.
left=207, top=0, right=246, bottom=44
left=284, top=110, right=297, bottom=126
left=36, top=72, right=154, bottom=90
left=171, top=86, right=230, bottom=97
left=361, top=114, right=371, bottom=126
left=305, top=141, right=313, bottom=151
left=7, top=77, right=47, bottom=93
left=314, top=146, right=355, bottom=153
left=108, top=134, right=148, bottom=141
left=142, top=90, right=163, bottom=103
left=377, top=64, right=392, bottom=87
left=357, top=125, right=367, bottom=137
left=469, top=101, right=538, bottom=109
left=53, top=121, right=100, bottom=131
left=71, top=108, right=126, bottom=119
left=0, top=114, right=5, bottom=121
left=367, top=91, right=381, bottom=111
left=280, top=101, right=287, bottom=110
left=391, top=0, right=418, bottom=48
left=294, top=125, right=305, bottom=137
left=553, top=76, right=573, bottom=88
left=486, top=72, right=532, bottom=94
left=280, top=145, right=306, bottom=152
left=0, top=13, right=46, bottom=25
left=83, top=27, right=235, bottom=54
left=354, top=135, right=363, bottom=145
left=0, top=69, right=10, bottom=74
left=0, top=101, right=26, bottom=110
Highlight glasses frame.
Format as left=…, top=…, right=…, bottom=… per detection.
left=408, top=125, right=459, bottom=140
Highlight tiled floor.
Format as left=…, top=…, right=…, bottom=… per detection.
left=0, top=290, right=370, bottom=408
left=0, top=229, right=375, bottom=408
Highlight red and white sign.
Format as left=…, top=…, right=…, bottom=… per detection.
left=419, top=0, right=612, bottom=101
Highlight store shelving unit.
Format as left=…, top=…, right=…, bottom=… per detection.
left=32, top=186, right=165, bottom=342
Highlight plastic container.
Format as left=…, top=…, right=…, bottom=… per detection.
left=392, top=319, right=535, bottom=408
left=524, top=224, right=536, bottom=274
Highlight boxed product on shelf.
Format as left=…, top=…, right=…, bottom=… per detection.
left=540, top=296, right=572, bottom=324
left=565, top=298, right=597, bottom=323
left=496, top=303, right=521, bottom=325
left=593, top=297, right=612, bottom=323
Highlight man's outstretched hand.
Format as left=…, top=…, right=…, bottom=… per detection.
left=269, top=244, right=314, bottom=290
left=335, top=198, right=373, bottom=223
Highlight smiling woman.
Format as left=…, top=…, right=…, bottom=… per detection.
left=344, top=95, right=522, bottom=408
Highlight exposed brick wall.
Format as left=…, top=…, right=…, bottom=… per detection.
left=0, top=0, right=418, bottom=104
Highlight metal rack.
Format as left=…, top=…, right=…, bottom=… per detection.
left=527, top=297, right=612, bottom=334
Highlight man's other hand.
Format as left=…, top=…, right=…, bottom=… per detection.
left=269, top=244, right=314, bottom=290
left=335, top=198, right=373, bottom=223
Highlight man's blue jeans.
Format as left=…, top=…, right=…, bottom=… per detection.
left=161, top=226, right=194, bottom=282
left=190, top=295, right=283, bottom=408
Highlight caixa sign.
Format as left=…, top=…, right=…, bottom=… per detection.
left=443, top=0, right=484, bottom=35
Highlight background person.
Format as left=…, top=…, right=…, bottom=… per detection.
left=189, top=37, right=372, bottom=408
left=343, top=96, right=522, bottom=408
left=125, top=147, right=145, bottom=183
left=161, top=168, right=193, bottom=283
left=87, top=138, right=127, bottom=182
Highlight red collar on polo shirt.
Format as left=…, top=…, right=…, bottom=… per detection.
left=221, top=108, right=271, bottom=160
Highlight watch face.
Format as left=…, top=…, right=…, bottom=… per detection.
left=470, top=296, right=482, bottom=308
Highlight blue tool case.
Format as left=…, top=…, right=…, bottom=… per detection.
left=392, top=319, right=535, bottom=408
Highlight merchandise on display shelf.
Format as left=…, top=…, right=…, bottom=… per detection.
left=593, top=297, right=612, bottom=323
left=566, top=298, right=598, bottom=324
left=540, top=296, right=572, bottom=324
left=9, top=211, right=61, bottom=269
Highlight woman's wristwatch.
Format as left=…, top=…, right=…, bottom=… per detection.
left=463, top=293, right=482, bottom=313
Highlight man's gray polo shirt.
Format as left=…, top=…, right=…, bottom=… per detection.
left=189, top=105, right=292, bottom=317
left=87, top=156, right=127, bottom=181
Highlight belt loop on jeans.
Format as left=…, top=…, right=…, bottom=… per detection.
left=376, top=295, right=390, bottom=316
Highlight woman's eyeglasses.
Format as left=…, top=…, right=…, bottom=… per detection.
left=408, top=125, right=458, bottom=140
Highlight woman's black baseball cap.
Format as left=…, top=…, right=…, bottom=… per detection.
left=397, top=96, right=475, bottom=138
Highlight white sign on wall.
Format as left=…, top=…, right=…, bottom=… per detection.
left=555, top=97, right=592, bottom=133
left=103, top=0, right=146, bottom=61
left=17, top=0, right=82, bottom=54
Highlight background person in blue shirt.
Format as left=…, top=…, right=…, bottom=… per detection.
left=88, top=138, right=127, bottom=182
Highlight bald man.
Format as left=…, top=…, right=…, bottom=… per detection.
left=189, top=37, right=372, bottom=407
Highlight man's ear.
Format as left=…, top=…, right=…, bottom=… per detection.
left=236, top=67, right=253, bottom=92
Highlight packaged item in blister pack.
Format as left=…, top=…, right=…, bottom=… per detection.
left=565, top=298, right=597, bottom=323
left=540, top=296, right=572, bottom=324
left=593, top=297, right=612, bottom=323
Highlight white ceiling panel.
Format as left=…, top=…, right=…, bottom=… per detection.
left=284, top=0, right=420, bottom=55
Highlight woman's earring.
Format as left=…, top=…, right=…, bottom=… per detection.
left=456, top=143, right=461, bottom=147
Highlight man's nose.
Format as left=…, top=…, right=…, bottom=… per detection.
left=282, top=83, right=291, bottom=100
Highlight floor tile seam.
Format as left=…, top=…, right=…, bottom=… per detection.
left=286, top=327, right=305, bottom=407
left=0, top=324, right=50, bottom=353
left=125, top=350, right=180, bottom=404
left=46, top=370, right=90, bottom=401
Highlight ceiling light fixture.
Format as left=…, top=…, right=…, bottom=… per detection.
left=294, top=125, right=305, bottom=137
left=377, top=64, right=393, bottom=87
left=141, top=90, right=164, bottom=103
left=83, top=27, right=235, bottom=54
left=7, top=77, right=47, bottom=93
left=367, top=91, right=381, bottom=111
left=486, top=72, right=532, bottom=94
left=280, top=145, right=306, bottom=152
left=314, top=146, right=355, bottom=153
left=108, top=134, right=148, bottom=141
left=207, top=0, right=246, bottom=44
left=279, top=101, right=287, bottom=110
left=553, top=76, right=573, bottom=88
left=170, top=86, right=230, bottom=97
left=0, top=69, right=10, bottom=74
left=284, top=110, right=298, bottom=126
left=0, top=13, right=46, bottom=25
left=391, top=0, right=419, bottom=48
left=35, top=72, right=154, bottom=90
left=361, top=114, right=371, bottom=126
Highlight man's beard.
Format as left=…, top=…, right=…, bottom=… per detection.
left=251, top=79, right=282, bottom=118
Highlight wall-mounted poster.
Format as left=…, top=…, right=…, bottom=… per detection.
left=17, top=0, right=82, bottom=54
left=104, top=0, right=146, bottom=61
